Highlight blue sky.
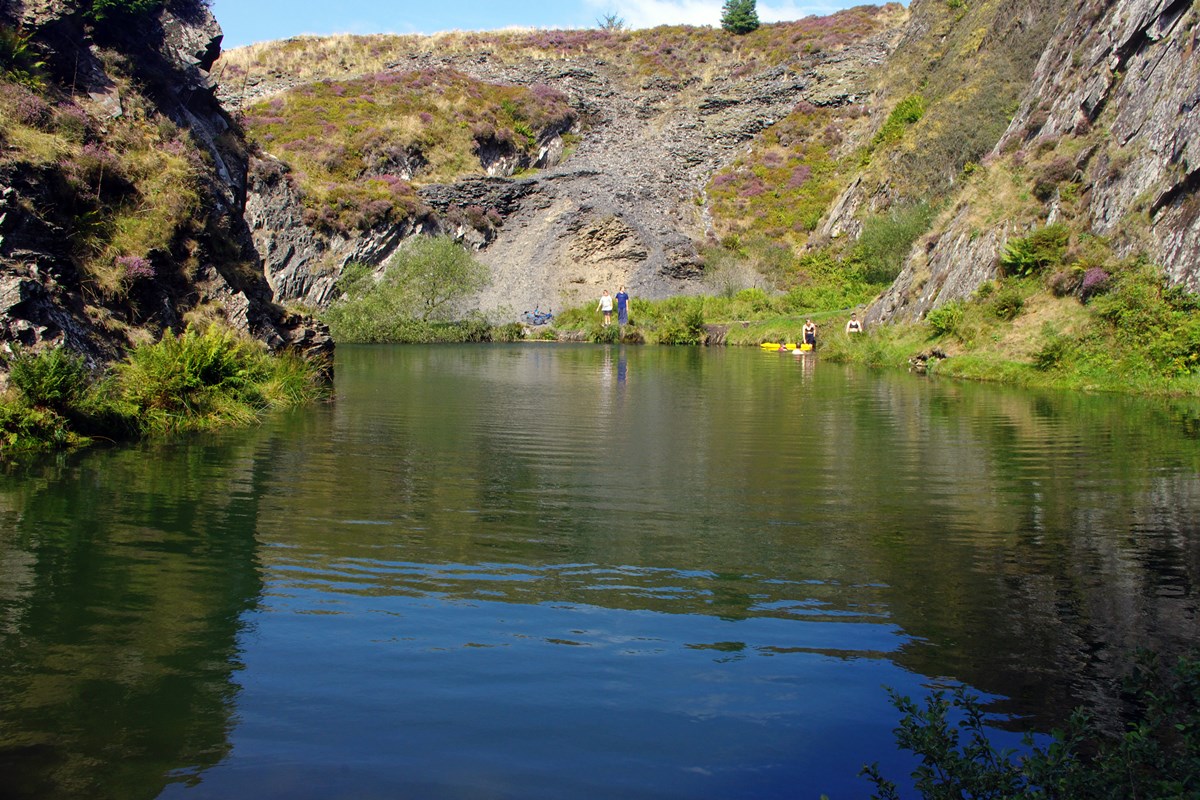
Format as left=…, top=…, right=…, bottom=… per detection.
left=210, top=0, right=862, bottom=49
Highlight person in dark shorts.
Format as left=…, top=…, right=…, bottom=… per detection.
left=803, top=319, right=817, bottom=349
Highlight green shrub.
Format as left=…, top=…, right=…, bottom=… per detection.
left=0, top=27, right=47, bottom=88
left=116, top=327, right=267, bottom=423
left=0, top=399, right=75, bottom=451
left=1033, top=327, right=1075, bottom=371
left=1047, top=268, right=1083, bottom=297
left=863, top=652, right=1200, bottom=800
left=492, top=322, right=526, bottom=342
left=1, top=328, right=327, bottom=453
left=990, top=285, right=1025, bottom=320
left=589, top=324, right=620, bottom=344
left=453, top=315, right=493, bottom=343
left=1000, top=224, right=1070, bottom=277
left=85, top=0, right=163, bottom=20
left=925, top=301, right=965, bottom=337
left=5, top=346, right=91, bottom=411
left=872, top=95, right=925, bottom=148
left=855, top=202, right=936, bottom=284
left=655, top=297, right=706, bottom=345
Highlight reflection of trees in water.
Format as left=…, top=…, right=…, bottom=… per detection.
left=857, top=380, right=1200, bottom=728
left=0, top=427, right=289, bottom=799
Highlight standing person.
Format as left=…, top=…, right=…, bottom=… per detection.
left=803, top=318, right=817, bottom=350
left=615, top=286, right=630, bottom=326
left=845, top=313, right=863, bottom=334
left=597, top=290, right=613, bottom=326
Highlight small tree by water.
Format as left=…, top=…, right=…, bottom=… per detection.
left=385, top=235, right=489, bottom=321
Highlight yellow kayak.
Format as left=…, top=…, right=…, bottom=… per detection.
left=760, top=342, right=798, bottom=351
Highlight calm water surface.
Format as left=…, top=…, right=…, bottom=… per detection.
left=1, top=344, right=1198, bottom=799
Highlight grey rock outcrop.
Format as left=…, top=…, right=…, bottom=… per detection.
left=869, top=0, right=1200, bottom=324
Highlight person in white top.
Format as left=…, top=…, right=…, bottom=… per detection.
left=597, top=290, right=613, bottom=326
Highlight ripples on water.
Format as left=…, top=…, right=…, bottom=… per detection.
left=2, top=344, right=1198, bottom=799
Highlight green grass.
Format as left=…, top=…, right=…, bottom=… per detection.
left=820, top=259, right=1200, bottom=397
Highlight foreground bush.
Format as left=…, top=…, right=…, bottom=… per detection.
left=864, top=652, right=1200, bottom=799
left=1, top=326, right=329, bottom=453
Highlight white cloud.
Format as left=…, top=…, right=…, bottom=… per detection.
left=582, top=0, right=721, bottom=28
left=582, top=0, right=852, bottom=29
left=758, top=2, right=849, bottom=22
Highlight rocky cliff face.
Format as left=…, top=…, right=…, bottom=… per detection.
left=867, top=0, right=1200, bottom=324
left=0, top=0, right=331, bottom=374
left=222, top=21, right=901, bottom=319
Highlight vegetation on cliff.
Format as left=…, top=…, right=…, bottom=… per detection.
left=0, top=68, right=206, bottom=298
left=814, top=250, right=1200, bottom=396
left=219, top=7, right=899, bottom=92
left=242, top=69, right=574, bottom=235
left=1, top=0, right=335, bottom=456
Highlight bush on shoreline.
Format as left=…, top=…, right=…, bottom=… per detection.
left=864, top=651, right=1200, bottom=800
left=1, top=326, right=330, bottom=455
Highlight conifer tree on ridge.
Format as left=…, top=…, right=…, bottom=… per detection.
left=721, top=0, right=760, bottom=34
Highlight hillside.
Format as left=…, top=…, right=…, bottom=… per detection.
left=867, top=0, right=1200, bottom=325
left=2, top=0, right=1198, bottom=395
left=212, top=0, right=1199, bottom=350
left=216, top=7, right=906, bottom=317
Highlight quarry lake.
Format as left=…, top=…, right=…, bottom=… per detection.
left=2, top=343, right=1198, bottom=799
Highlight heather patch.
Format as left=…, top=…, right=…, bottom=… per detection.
left=1, top=76, right=203, bottom=296
left=221, top=9, right=901, bottom=92
left=705, top=103, right=846, bottom=248
left=242, top=68, right=574, bottom=235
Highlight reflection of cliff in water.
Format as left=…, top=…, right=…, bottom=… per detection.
left=0, top=431, right=281, bottom=800
left=256, top=346, right=1200, bottom=730
left=850, top=381, right=1200, bottom=725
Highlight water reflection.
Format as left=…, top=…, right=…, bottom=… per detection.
left=0, top=435, right=275, bottom=799
left=0, top=345, right=1197, bottom=798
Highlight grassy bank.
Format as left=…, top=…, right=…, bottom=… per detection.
left=318, top=268, right=1200, bottom=398
left=538, top=253, right=1200, bottom=398
left=821, top=257, right=1200, bottom=396
left=0, top=325, right=330, bottom=456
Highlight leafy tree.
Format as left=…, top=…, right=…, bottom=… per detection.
left=721, top=0, right=760, bottom=34
left=384, top=235, right=489, bottom=321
